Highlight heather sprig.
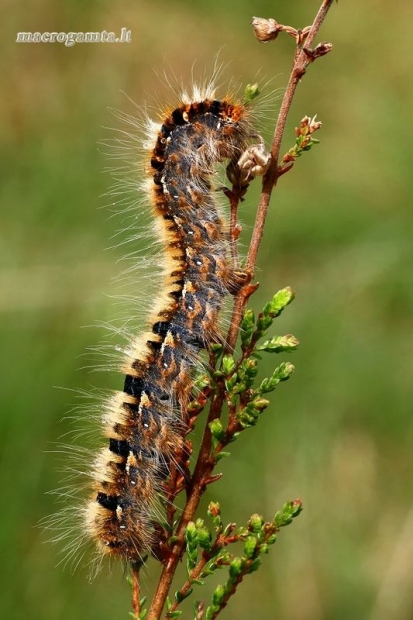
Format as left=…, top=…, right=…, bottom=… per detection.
left=130, top=3, right=335, bottom=618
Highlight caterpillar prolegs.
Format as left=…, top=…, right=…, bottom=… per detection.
left=64, top=87, right=270, bottom=569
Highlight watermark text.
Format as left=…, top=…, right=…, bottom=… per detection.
left=16, top=29, right=131, bottom=47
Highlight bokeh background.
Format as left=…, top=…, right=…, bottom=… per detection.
left=2, top=1, right=413, bottom=619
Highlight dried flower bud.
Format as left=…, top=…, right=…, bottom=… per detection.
left=303, top=41, right=333, bottom=61
left=251, top=17, right=281, bottom=43
left=207, top=501, right=221, bottom=518
left=298, top=115, right=322, bottom=136
left=313, top=41, right=333, bottom=57
left=237, top=142, right=271, bottom=184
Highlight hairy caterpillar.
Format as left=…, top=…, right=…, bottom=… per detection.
left=50, top=81, right=270, bottom=572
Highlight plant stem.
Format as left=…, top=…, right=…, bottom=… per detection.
left=167, top=555, right=209, bottom=614
left=246, top=0, right=335, bottom=272
left=131, top=563, right=141, bottom=619
left=144, top=2, right=334, bottom=618
left=147, top=385, right=227, bottom=620
left=226, top=0, right=334, bottom=353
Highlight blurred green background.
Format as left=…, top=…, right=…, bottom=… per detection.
left=2, top=1, right=413, bottom=618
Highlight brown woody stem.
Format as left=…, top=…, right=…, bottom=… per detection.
left=131, top=563, right=141, bottom=619
left=246, top=0, right=334, bottom=273
left=144, top=2, right=334, bottom=618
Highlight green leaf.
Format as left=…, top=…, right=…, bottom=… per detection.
left=237, top=397, right=270, bottom=428
left=259, top=362, right=295, bottom=393
left=197, top=527, right=213, bottom=551
left=274, top=499, right=303, bottom=527
left=256, top=334, right=300, bottom=353
left=241, top=308, right=255, bottom=346
left=243, top=536, right=258, bottom=559
left=209, top=420, right=225, bottom=449
left=212, top=583, right=226, bottom=606
left=265, top=287, right=295, bottom=318
left=215, top=451, right=231, bottom=461
left=205, top=605, right=219, bottom=620
left=229, top=557, right=245, bottom=580
left=193, top=374, right=211, bottom=390
left=222, top=355, right=236, bottom=375
left=244, top=83, right=260, bottom=104
left=186, top=521, right=198, bottom=542
left=210, top=343, right=223, bottom=354
left=225, top=373, right=238, bottom=392
left=192, top=579, right=205, bottom=586
left=246, top=557, right=261, bottom=574
left=248, top=513, right=264, bottom=533
left=175, top=588, right=193, bottom=603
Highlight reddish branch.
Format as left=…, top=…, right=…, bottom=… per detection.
left=131, top=563, right=141, bottom=619
left=228, top=0, right=335, bottom=355
left=247, top=0, right=334, bottom=272
left=137, top=2, right=335, bottom=619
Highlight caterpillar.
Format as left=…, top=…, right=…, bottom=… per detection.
left=51, top=81, right=270, bottom=572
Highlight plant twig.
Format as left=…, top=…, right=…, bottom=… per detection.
left=247, top=0, right=334, bottom=272
left=131, top=563, right=141, bottom=619
left=148, top=383, right=227, bottom=620
left=144, top=2, right=334, bottom=618
left=225, top=0, right=334, bottom=359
